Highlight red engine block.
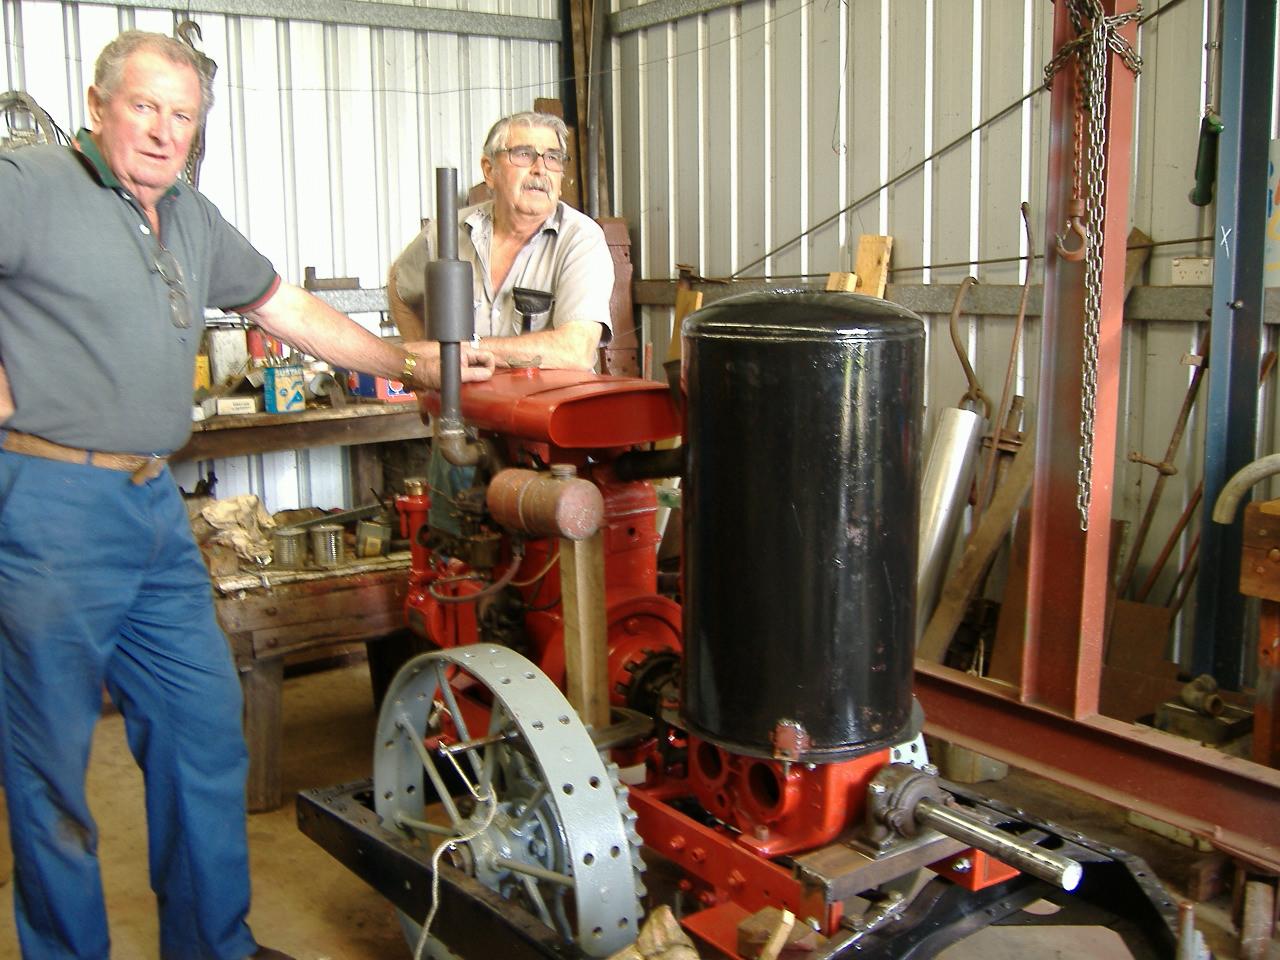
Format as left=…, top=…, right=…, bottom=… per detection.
left=688, top=737, right=889, bottom=857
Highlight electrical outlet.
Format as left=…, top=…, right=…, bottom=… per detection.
left=1171, top=257, right=1213, bottom=285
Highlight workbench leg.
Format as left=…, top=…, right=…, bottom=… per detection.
left=366, top=628, right=428, bottom=710
left=240, top=657, right=284, bottom=813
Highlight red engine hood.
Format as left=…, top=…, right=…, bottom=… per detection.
left=422, top=368, right=681, bottom=449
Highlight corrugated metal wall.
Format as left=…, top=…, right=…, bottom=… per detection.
left=610, top=0, right=1280, bottom=658
left=2, top=0, right=560, bottom=510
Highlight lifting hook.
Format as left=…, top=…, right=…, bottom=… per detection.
left=1055, top=199, right=1088, bottom=262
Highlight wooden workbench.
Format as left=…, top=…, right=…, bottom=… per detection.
left=178, top=403, right=430, bottom=812
left=173, top=401, right=428, bottom=462
left=213, top=554, right=415, bottom=812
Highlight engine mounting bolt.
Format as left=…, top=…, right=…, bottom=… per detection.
left=951, top=857, right=972, bottom=873
left=727, top=870, right=746, bottom=890
left=690, top=847, right=707, bottom=863
left=669, top=835, right=686, bottom=852
left=550, top=463, right=577, bottom=479
left=753, top=825, right=770, bottom=840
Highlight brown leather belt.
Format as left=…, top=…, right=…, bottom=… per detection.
left=2, top=430, right=168, bottom=484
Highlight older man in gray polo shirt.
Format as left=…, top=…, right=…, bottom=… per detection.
left=388, top=111, right=614, bottom=370
left=0, top=30, right=491, bottom=960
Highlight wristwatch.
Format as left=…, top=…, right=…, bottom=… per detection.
left=400, top=353, right=421, bottom=387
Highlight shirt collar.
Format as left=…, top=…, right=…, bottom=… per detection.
left=464, top=199, right=565, bottom=237
left=74, top=128, right=181, bottom=200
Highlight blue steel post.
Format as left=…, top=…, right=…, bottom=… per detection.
left=1192, top=0, right=1278, bottom=686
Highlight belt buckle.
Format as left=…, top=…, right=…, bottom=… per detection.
left=131, top=455, right=166, bottom=485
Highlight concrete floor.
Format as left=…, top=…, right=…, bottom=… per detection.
left=0, top=661, right=1265, bottom=959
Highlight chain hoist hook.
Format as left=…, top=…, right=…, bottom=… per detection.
left=1055, top=198, right=1088, bottom=262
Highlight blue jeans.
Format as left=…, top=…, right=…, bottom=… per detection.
left=0, top=444, right=257, bottom=959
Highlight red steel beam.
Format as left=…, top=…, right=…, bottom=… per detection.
left=916, top=662, right=1280, bottom=873
left=1020, top=0, right=1138, bottom=717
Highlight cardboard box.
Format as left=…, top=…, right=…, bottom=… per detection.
left=201, top=395, right=262, bottom=417
left=263, top=365, right=306, bottom=413
left=346, top=371, right=415, bottom=403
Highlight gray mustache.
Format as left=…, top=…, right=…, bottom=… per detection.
left=524, top=176, right=552, bottom=192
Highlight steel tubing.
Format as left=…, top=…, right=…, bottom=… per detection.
left=915, top=797, right=1082, bottom=891
left=916, top=407, right=983, bottom=641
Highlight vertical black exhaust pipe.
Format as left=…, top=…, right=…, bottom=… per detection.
left=427, top=168, right=484, bottom=466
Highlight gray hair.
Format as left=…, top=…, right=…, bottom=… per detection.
left=94, top=31, right=214, bottom=121
left=482, top=112, right=569, bottom=159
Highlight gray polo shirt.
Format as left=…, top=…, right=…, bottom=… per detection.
left=393, top=200, right=614, bottom=343
left=0, top=130, right=278, bottom=454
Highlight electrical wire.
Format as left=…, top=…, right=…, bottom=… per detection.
left=428, top=541, right=526, bottom=605
left=512, top=549, right=560, bottom=588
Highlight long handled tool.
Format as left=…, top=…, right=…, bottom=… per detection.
left=1131, top=351, right=1277, bottom=604
left=1115, top=332, right=1211, bottom=597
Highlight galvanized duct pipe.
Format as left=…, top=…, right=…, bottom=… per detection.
left=916, top=407, right=984, bottom=642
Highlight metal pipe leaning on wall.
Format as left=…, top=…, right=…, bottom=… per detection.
left=916, top=407, right=984, bottom=642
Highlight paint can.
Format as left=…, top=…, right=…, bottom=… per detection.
left=272, top=527, right=307, bottom=569
left=310, top=524, right=345, bottom=568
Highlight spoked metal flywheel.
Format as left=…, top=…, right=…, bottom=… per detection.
left=374, top=645, right=644, bottom=958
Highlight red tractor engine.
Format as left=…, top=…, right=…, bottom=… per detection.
left=394, top=367, right=683, bottom=711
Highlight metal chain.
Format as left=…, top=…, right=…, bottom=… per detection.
left=1063, top=1, right=1143, bottom=530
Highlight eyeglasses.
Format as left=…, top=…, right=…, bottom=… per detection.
left=155, top=243, right=192, bottom=329
left=496, top=145, right=569, bottom=173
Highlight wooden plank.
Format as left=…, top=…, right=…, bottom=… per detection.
left=559, top=532, right=610, bottom=729
left=535, top=97, right=581, bottom=211
left=213, top=556, right=410, bottom=595
left=668, top=286, right=703, bottom=365
left=918, top=433, right=1036, bottom=663
left=241, top=656, right=284, bottom=812
left=251, top=609, right=406, bottom=658
left=220, top=578, right=407, bottom=640
left=988, top=507, right=1031, bottom=685
left=825, top=272, right=859, bottom=292
left=853, top=235, right=893, bottom=298
left=218, top=574, right=408, bottom=634
left=175, top=406, right=428, bottom=461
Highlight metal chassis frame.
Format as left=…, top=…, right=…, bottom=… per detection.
left=298, top=779, right=1180, bottom=960
left=915, top=0, right=1280, bottom=875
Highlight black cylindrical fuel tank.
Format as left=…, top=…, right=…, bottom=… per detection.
left=681, top=291, right=924, bottom=762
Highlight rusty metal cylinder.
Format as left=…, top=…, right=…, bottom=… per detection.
left=681, top=291, right=925, bottom=762
left=486, top=465, right=605, bottom=541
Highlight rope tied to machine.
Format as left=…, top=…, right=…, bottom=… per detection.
left=1042, top=0, right=1143, bottom=531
